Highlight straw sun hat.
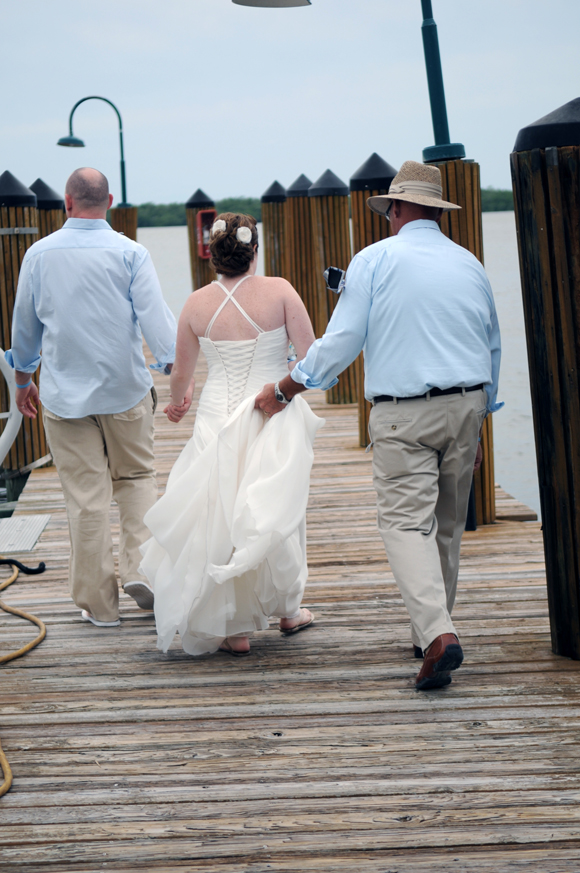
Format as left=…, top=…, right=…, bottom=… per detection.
left=367, top=160, right=461, bottom=216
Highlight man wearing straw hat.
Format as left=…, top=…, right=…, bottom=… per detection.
left=256, top=160, right=502, bottom=691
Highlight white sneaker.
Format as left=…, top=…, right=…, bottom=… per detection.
left=81, top=609, right=120, bottom=628
left=123, top=581, right=154, bottom=610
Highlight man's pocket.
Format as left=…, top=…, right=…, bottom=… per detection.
left=42, top=407, right=65, bottom=422
left=112, top=398, right=148, bottom=422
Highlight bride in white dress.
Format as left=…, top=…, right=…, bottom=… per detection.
left=139, top=213, right=323, bottom=656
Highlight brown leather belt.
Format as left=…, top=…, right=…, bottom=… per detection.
left=372, top=384, right=484, bottom=404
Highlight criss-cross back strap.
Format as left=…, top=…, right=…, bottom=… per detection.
left=205, top=275, right=264, bottom=339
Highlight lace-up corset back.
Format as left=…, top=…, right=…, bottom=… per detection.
left=198, top=277, right=290, bottom=420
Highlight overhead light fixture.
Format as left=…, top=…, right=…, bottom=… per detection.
left=232, top=0, right=311, bottom=7
left=56, top=135, right=85, bottom=148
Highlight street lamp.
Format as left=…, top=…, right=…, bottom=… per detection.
left=420, top=0, right=464, bottom=162
left=57, top=96, right=130, bottom=206
left=232, top=0, right=464, bottom=162
left=232, top=1, right=310, bottom=6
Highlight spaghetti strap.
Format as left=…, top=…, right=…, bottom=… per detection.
left=205, top=275, right=265, bottom=339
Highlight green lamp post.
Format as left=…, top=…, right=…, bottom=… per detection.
left=232, top=0, right=464, bottom=162
left=57, top=96, right=130, bottom=206
left=419, top=0, right=465, bottom=162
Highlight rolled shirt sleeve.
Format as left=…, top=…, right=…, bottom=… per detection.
left=129, top=250, right=177, bottom=373
left=486, top=302, right=503, bottom=414
left=291, top=252, right=372, bottom=390
left=5, top=253, right=43, bottom=373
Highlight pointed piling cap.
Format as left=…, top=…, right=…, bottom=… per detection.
left=261, top=181, right=286, bottom=203
left=29, top=178, right=64, bottom=210
left=185, top=188, right=215, bottom=209
left=0, top=171, right=37, bottom=207
left=513, top=97, right=580, bottom=152
left=286, top=173, right=312, bottom=198
left=350, top=153, right=398, bottom=192
left=308, top=169, right=348, bottom=197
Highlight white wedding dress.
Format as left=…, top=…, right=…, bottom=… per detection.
left=139, top=276, right=324, bottom=655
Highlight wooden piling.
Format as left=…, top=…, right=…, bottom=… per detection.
left=108, top=206, right=138, bottom=242
left=430, top=157, right=495, bottom=524
left=285, top=174, right=318, bottom=324
left=0, top=172, right=49, bottom=471
left=309, top=170, right=357, bottom=404
left=109, top=205, right=138, bottom=241
left=511, top=97, right=580, bottom=659
left=29, top=179, right=65, bottom=238
left=261, top=181, right=288, bottom=279
left=350, top=153, right=398, bottom=447
left=185, top=189, right=216, bottom=291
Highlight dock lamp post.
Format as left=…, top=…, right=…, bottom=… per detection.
left=232, top=0, right=464, bottom=162
left=57, top=96, right=130, bottom=206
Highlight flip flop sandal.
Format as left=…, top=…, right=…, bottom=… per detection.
left=280, top=609, right=314, bottom=636
left=219, top=639, right=251, bottom=657
left=81, top=609, right=120, bottom=628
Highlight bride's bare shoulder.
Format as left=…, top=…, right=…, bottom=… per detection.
left=252, top=275, right=295, bottom=295
left=181, top=283, right=215, bottom=308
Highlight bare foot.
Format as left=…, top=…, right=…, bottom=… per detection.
left=219, top=635, right=250, bottom=656
left=279, top=608, right=314, bottom=635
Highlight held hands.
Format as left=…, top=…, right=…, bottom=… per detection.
left=16, top=383, right=40, bottom=419
left=164, top=379, right=195, bottom=423
left=254, top=383, right=286, bottom=417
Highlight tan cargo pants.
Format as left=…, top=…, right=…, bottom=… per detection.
left=369, top=389, right=488, bottom=652
left=43, top=389, right=158, bottom=622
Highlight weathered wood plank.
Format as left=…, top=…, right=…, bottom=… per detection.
left=0, top=342, right=574, bottom=872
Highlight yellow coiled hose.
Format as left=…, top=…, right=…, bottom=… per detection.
left=0, top=558, right=47, bottom=798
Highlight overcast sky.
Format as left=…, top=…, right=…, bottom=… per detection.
left=1, top=0, right=578, bottom=206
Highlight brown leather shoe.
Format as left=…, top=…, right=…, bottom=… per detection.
left=415, top=633, right=463, bottom=690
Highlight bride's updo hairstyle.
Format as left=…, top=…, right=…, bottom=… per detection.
left=209, top=212, right=258, bottom=277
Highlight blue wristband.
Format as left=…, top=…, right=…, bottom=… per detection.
left=16, top=379, right=32, bottom=389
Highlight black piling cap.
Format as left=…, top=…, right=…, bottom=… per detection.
left=350, top=153, right=398, bottom=192
left=286, top=173, right=313, bottom=198
left=261, top=181, right=286, bottom=203
left=513, top=97, right=580, bottom=152
left=0, top=171, right=37, bottom=207
left=185, top=188, right=215, bottom=209
left=308, top=169, right=348, bottom=197
left=29, top=178, right=64, bottom=210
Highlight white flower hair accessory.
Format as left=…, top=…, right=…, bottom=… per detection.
left=236, top=226, right=253, bottom=245
left=211, top=219, right=227, bottom=236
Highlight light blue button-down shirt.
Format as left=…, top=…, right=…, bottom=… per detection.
left=291, top=220, right=502, bottom=414
left=6, top=218, right=177, bottom=419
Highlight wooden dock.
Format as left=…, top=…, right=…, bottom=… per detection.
left=2, top=359, right=580, bottom=873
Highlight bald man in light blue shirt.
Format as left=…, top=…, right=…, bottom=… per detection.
left=6, top=168, right=183, bottom=627
left=256, top=160, right=502, bottom=690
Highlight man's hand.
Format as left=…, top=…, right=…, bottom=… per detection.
left=164, top=399, right=191, bottom=423
left=254, top=383, right=287, bottom=418
left=473, top=441, right=483, bottom=473
left=16, top=383, right=40, bottom=419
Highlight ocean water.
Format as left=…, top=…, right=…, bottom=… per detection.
left=138, top=212, right=540, bottom=516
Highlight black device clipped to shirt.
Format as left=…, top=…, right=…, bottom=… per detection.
left=324, top=266, right=346, bottom=294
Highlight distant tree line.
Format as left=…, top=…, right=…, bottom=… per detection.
left=133, top=189, right=513, bottom=227
left=480, top=187, right=514, bottom=211
left=136, top=197, right=262, bottom=227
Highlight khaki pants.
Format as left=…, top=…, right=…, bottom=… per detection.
left=369, top=389, right=487, bottom=652
left=44, top=390, right=158, bottom=622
